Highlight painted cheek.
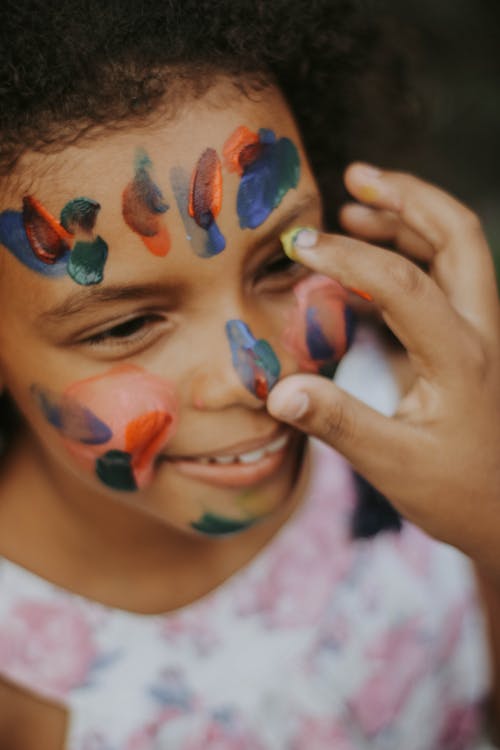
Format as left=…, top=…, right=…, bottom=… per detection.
left=223, top=125, right=300, bottom=229
left=32, top=365, right=179, bottom=492
left=225, top=320, right=281, bottom=399
left=283, top=275, right=354, bottom=376
left=122, top=149, right=171, bottom=257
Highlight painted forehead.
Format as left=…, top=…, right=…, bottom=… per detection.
left=0, top=125, right=301, bottom=285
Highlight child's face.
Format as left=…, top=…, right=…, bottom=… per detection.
left=0, top=81, right=349, bottom=536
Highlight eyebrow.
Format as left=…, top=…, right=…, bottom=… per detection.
left=38, top=191, right=322, bottom=324
left=38, top=282, right=181, bottom=324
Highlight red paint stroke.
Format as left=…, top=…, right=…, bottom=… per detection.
left=188, top=148, right=223, bottom=227
left=23, top=196, right=72, bottom=264
left=125, top=410, right=172, bottom=472
left=122, top=183, right=171, bottom=257
left=254, top=374, right=268, bottom=400
left=223, top=126, right=262, bottom=175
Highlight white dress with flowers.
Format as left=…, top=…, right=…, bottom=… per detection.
left=0, top=328, right=494, bottom=749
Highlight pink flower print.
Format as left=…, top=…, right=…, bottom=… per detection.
left=290, top=716, right=354, bottom=750
left=349, top=616, right=430, bottom=736
left=437, top=703, right=482, bottom=750
left=0, top=599, right=98, bottom=700
left=235, top=473, right=355, bottom=627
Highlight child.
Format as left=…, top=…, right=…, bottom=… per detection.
left=0, top=1, right=498, bottom=748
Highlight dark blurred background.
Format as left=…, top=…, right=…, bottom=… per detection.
left=381, top=0, right=500, bottom=277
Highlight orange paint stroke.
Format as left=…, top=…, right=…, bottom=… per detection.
left=23, top=196, right=73, bottom=263
left=125, top=410, right=172, bottom=471
left=223, top=126, right=260, bottom=175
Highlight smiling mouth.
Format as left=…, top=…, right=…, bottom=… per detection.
left=160, top=432, right=293, bottom=488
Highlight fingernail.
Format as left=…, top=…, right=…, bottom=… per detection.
left=280, top=226, right=318, bottom=260
left=272, top=391, right=310, bottom=421
left=351, top=163, right=401, bottom=209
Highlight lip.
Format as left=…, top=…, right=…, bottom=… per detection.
left=164, top=427, right=288, bottom=461
left=161, top=428, right=294, bottom=489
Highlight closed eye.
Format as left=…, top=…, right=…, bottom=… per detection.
left=81, top=313, right=165, bottom=347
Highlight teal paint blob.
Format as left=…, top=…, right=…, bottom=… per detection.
left=95, top=450, right=137, bottom=491
left=60, top=197, right=101, bottom=233
left=67, top=236, right=108, bottom=286
left=191, top=512, right=256, bottom=535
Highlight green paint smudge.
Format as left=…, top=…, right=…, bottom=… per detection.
left=68, top=236, right=108, bottom=285
left=191, top=512, right=256, bottom=536
left=95, top=449, right=137, bottom=491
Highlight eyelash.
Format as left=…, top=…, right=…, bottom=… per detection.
left=82, top=313, right=164, bottom=347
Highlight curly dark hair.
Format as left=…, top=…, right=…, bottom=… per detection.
left=0, top=0, right=422, bottom=222
left=0, top=0, right=420, bottom=533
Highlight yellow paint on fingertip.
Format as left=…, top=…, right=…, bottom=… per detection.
left=280, top=225, right=318, bottom=260
left=358, top=185, right=379, bottom=203
left=280, top=226, right=302, bottom=260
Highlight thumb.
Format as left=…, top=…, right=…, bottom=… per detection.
left=267, top=373, right=406, bottom=481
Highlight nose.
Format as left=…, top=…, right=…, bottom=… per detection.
left=190, top=317, right=282, bottom=412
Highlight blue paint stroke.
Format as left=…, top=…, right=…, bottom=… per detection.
left=31, top=384, right=113, bottom=444
left=237, top=129, right=300, bottom=230
left=0, top=210, right=69, bottom=277
left=225, top=319, right=281, bottom=399
left=305, top=307, right=336, bottom=361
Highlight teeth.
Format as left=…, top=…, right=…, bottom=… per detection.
left=266, top=434, right=289, bottom=454
left=239, top=448, right=266, bottom=464
left=192, top=433, right=290, bottom=465
left=213, top=455, right=236, bottom=464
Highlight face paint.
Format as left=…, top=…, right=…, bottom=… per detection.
left=225, top=320, right=281, bottom=399
left=0, top=208, right=70, bottom=277
left=0, top=196, right=108, bottom=284
left=60, top=197, right=108, bottom=286
left=22, top=196, right=72, bottom=264
left=122, top=149, right=171, bottom=257
left=223, top=125, right=300, bottom=229
left=283, top=275, right=354, bottom=378
left=31, top=385, right=113, bottom=444
left=169, top=166, right=208, bottom=256
left=187, top=148, right=226, bottom=256
left=190, top=512, right=256, bottom=536
left=32, top=365, right=178, bottom=491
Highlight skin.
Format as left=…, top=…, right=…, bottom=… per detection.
left=268, top=162, right=500, bottom=732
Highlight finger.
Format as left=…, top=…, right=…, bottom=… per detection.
left=282, top=227, right=467, bottom=378
left=339, top=202, right=434, bottom=262
left=345, top=163, right=500, bottom=338
left=267, top=373, right=418, bottom=508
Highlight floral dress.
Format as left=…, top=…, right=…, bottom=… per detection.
left=0, top=436, right=492, bottom=750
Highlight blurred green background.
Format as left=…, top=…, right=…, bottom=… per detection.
left=383, top=0, right=500, bottom=278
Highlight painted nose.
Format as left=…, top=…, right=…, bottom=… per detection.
left=190, top=318, right=282, bottom=411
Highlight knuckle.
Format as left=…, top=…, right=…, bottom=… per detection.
left=385, top=256, right=425, bottom=297
left=321, top=400, right=354, bottom=444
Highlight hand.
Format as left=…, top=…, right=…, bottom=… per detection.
left=268, top=163, right=500, bottom=579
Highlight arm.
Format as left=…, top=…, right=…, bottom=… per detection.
left=476, top=569, right=500, bottom=740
